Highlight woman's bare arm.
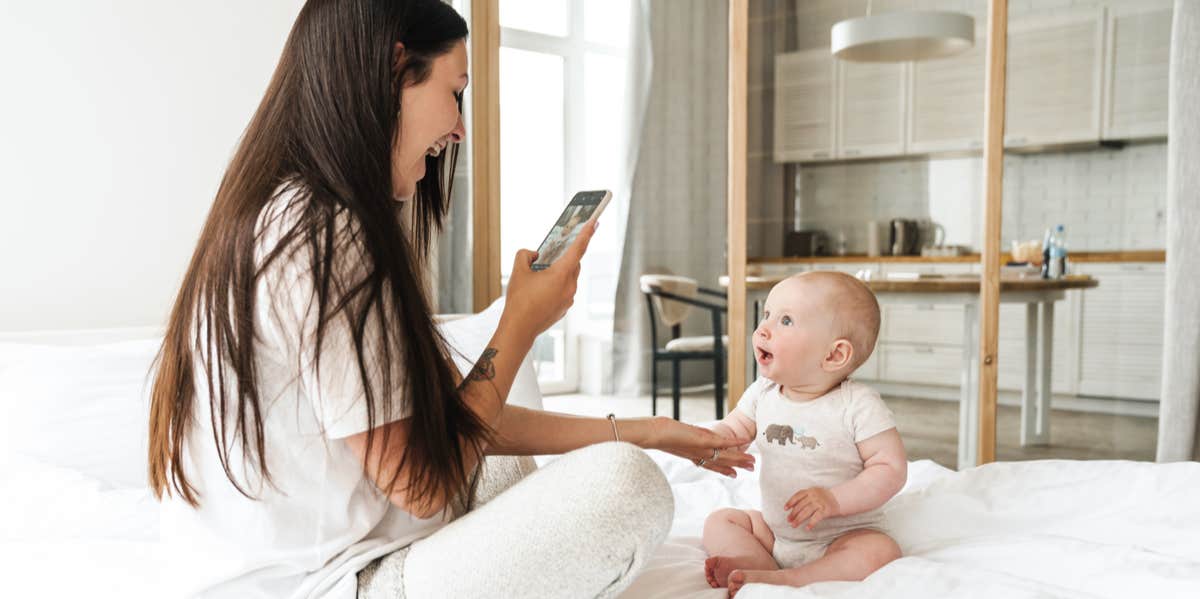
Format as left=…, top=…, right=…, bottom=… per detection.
left=486, top=405, right=653, bottom=455
left=345, top=225, right=595, bottom=518
left=343, top=318, right=533, bottom=518
left=487, top=405, right=756, bottom=475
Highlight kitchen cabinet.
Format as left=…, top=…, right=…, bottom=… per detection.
left=1004, top=8, right=1105, bottom=148
left=1075, top=262, right=1164, bottom=400
left=775, top=5, right=1173, bottom=162
left=758, top=260, right=1162, bottom=404
left=1103, top=4, right=1172, bottom=140
left=855, top=346, right=881, bottom=381
left=879, top=343, right=961, bottom=387
left=872, top=263, right=973, bottom=387
left=907, top=27, right=987, bottom=154
left=773, top=49, right=837, bottom=162
left=996, top=300, right=1075, bottom=394
left=885, top=304, right=965, bottom=346
left=838, top=61, right=907, bottom=158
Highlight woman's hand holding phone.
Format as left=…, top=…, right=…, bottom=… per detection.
left=501, top=219, right=598, bottom=345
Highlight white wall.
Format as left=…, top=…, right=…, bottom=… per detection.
left=0, top=1, right=303, bottom=332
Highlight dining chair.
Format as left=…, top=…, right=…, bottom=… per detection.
left=639, top=274, right=728, bottom=420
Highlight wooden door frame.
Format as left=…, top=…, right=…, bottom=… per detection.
left=470, top=0, right=502, bottom=312
left=724, top=0, right=1007, bottom=466
left=470, top=0, right=1008, bottom=458
left=727, top=0, right=749, bottom=407
left=976, top=0, right=1008, bottom=465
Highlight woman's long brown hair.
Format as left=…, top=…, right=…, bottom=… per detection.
left=148, top=0, right=489, bottom=510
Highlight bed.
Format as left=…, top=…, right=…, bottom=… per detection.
left=2, top=312, right=1198, bottom=598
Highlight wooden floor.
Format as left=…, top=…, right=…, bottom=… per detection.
left=543, top=390, right=1158, bottom=468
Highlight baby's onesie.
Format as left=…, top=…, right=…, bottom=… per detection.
left=734, top=377, right=896, bottom=568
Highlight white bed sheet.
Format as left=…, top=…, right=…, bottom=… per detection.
left=4, top=451, right=1200, bottom=598
left=3, top=332, right=1199, bottom=598
left=620, top=452, right=1200, bottom=599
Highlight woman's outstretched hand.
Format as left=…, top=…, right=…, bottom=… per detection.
left=502, top=220, right=597, bottom=343
left=649, top=417, right=755, bottom=478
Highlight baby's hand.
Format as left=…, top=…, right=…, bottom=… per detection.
left=784, top=487, right=841, bottom=530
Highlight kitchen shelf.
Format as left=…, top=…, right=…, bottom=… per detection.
left=748, top=250, right=1165, bottom=265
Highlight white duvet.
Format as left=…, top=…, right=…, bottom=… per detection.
left=3, top=330, right=1199, bottom=598
left=3, top=449, right=1199, bottom=598
left=623, top=453, right=1200, bottom=598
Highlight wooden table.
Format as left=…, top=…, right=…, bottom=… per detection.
left=720, top=274, right=1099, bottom=469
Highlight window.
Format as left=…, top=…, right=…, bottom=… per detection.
left=499, top=0, right=631, bottom=392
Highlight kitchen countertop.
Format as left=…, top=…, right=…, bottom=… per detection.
left=749, top=250, right=1165, bottom=264
left=727, top=274, right=1100, bottom=292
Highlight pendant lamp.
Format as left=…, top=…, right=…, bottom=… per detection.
left=832, top=10, right=974, bottom=63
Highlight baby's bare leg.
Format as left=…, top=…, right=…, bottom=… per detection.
left=728, top=529, right=900, bottom=596
left=701, top=508, right=776, bottom=588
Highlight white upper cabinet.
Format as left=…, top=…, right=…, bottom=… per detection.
left=1103, top=5, right=1173, bottom=140
left=907, top=28, right=987, bottom=154
left=773, top=4, right=1172, bottom=163
left=774, top=49, right=837, bottom=162
left=837, top=60, right=907, bottom=158
left=1005, top=8, right=1105, bottom=148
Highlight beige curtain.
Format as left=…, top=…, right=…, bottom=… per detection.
left=1157, top=0, right=1200, bottom=462
left=612, top=0, right=729, bottom=396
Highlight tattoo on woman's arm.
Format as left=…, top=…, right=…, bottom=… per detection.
left=463, top=348, right=498, bottom=384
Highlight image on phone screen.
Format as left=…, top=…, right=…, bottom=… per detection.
left=532, top=190, right=612, bottom=271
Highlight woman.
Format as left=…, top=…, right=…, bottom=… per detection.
left=147, top=1, right=753, bottom=597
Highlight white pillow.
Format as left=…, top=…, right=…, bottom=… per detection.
left=0, top=339, right=160, bottom=490
left=0, top=301, right=540, bottom=491
left=438, top=298, right=544, bottom=411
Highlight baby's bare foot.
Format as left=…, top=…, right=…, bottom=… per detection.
left=728, top=569, right=796, bottom=597
left=704, top=556, right=738, bottom=588
left=727, top=570, right=747, bottom=597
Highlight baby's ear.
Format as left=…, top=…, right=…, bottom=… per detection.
left=822, top=339, right=854, bottom=372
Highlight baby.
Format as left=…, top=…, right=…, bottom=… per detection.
left=702, top=271, right=907, bottom=596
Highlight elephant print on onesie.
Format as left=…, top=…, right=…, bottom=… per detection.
left=762, top=423, right=821, bottom=450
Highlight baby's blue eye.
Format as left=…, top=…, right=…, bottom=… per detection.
left=781, top=316, right=792, bottom=326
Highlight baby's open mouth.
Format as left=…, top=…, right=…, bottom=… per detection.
left=756, top=346, right=773, bottom=364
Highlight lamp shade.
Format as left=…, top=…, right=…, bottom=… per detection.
left=832, top=11, right=974, bottom=62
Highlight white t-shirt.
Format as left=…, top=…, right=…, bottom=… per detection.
left=161, top=191, right=447, bottom=598
left=735, top=377, right=896, bottom=542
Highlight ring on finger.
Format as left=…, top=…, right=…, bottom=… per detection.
left=710, top=448, right=720, bottom=461
left=697, top=458, right=707, bottom=467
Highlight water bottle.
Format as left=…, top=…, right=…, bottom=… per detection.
left=1048, top=225, right=1068, bottom=279
left=1040, top=228, right=1053, bottom=279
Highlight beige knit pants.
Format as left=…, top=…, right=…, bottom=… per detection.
left=357, top=442, right=674, bottom=599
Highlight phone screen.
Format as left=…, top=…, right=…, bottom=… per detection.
left=532, top=190, right=610, bottom=271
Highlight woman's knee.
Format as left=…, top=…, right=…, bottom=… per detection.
left=584, top=442, right=667, bottom=489
left=576, top=442, right=673, bottom=528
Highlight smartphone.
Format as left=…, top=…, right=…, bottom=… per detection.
left=531, top=190, right=612, bottom=271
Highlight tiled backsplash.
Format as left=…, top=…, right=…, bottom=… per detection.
left=746, top=0, right=1173, bottom=257
left=794, top=143, right=1168, bottom=253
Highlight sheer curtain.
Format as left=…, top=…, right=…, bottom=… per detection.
left=1157, top=0, right=1200, bottom=462
left=611, top=0, right=730, bottom=396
